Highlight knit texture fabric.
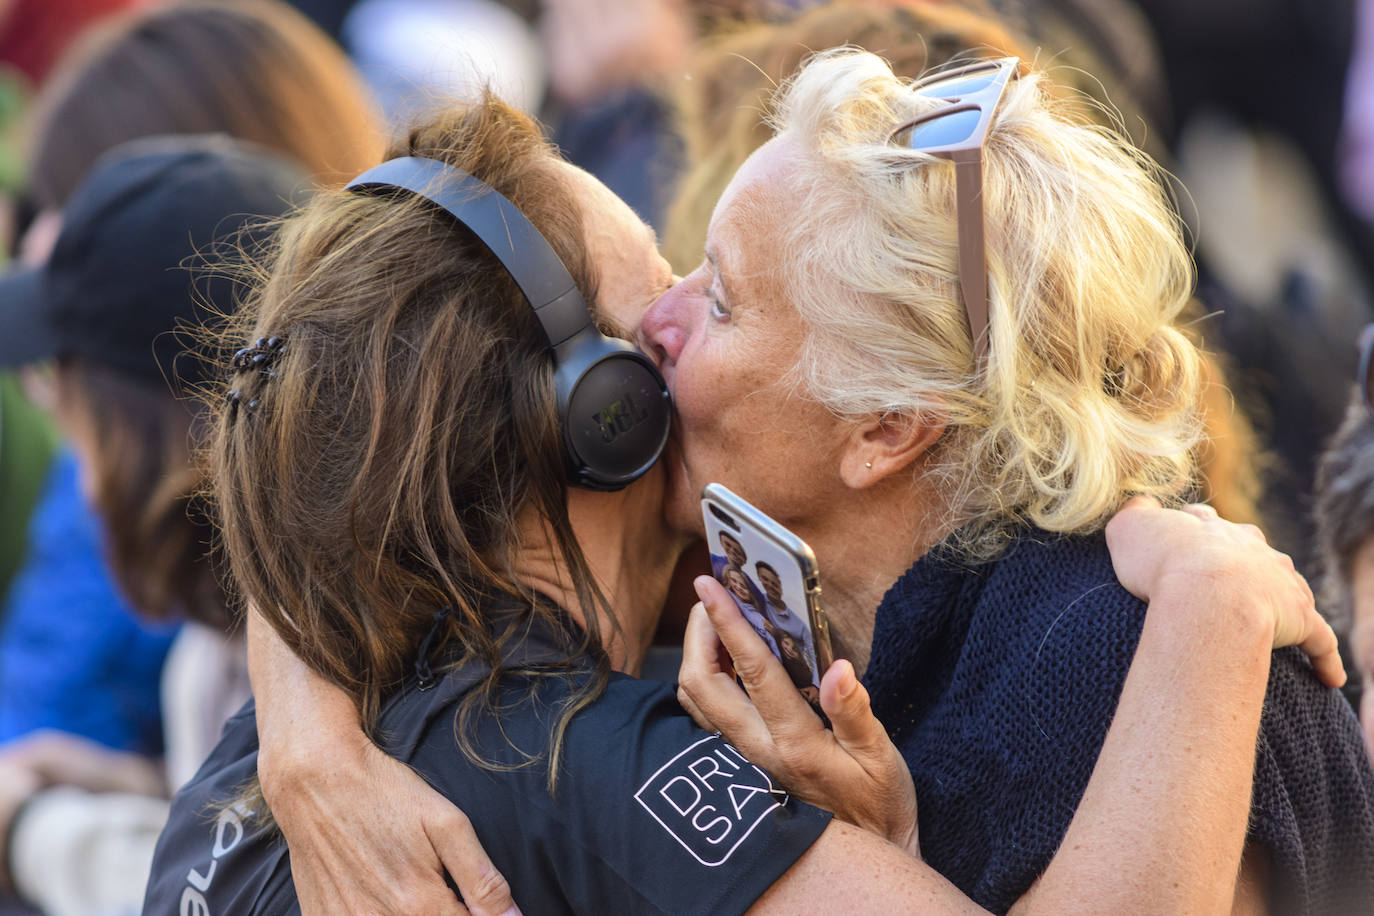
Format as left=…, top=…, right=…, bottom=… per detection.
left=863, top=529, right=1374, bottom=915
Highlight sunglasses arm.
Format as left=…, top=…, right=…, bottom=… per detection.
left=953, top=153, right=990, bottom=367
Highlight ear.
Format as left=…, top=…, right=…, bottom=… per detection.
left=839, top=408, right=946, bottom=490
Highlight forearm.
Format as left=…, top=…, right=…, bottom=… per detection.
left=1013, top=577, right=1272, bottom=914
left=750, top=821, right=989, bottom=915
left=246, top=606, right=367, bottom=791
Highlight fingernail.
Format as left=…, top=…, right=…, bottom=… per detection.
left=837, top=662, right=857, bottom=698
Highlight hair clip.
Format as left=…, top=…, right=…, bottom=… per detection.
left=229, top=334, right=288, bottom=377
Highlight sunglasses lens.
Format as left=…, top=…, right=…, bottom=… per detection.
left=902, top=108, right=983, bottom=149
left=916, top=71, right=1002, bottom=100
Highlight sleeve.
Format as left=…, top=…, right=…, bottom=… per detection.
left=10, top=786, right=169, bottom=916
left=417, top=677, right=833, bottom=916
left=1248, top=647, right=1374, bottom=915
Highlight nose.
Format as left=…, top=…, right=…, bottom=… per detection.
left=639, top=278, right=691, bottom=374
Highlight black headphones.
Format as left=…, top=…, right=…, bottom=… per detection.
left=345, top=156, right=672, bottom=492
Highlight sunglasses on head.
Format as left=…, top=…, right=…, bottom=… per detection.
left=1359, top=324, right=1374, bottom=412
left=889, top=56, right=1020, bottom=366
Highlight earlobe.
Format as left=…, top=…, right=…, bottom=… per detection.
left=840, top=409, right=946, bottom=489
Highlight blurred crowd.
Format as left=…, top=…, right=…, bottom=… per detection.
left=0, top=0, right=1373, bottom=914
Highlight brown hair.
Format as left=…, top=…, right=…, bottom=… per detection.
left=210, top=95, right=613, bottom=774
left=52, top=361, right=224, bottom=627
left=23, top=0, right=382, bottom=208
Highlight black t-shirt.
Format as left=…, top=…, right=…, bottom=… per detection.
left=143, top=610, right=832, bottom=915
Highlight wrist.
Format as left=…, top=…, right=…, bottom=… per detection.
left=889, top=817, right=920, bottom=859
left=1149, top=568, right=1276, bottom=652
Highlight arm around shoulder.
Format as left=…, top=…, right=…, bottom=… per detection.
left=245, top=606, right=520, bottom=916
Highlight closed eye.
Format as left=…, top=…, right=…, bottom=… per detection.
left=705, top=273, right=730, bottom=322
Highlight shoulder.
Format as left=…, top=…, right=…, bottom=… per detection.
left=143, top=700, right=299, bottom=913
left=988, top=531, right=1141, bottom=627
left=881, top=528, right=1142, bottom=636
left=1250, top=648, right=1374, bottom=911
left=409, top=672, right=832, bottom=916
left=877, top=529, right=1144, bottom=681
left=868, top=530, right=1144, bottom=736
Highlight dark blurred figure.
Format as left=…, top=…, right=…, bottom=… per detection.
left=0, top=135, right=309, bottom=916
left=1131, top=0, right=1369, bottom=271
left=540, top=0, right=699, bottom=229
left=0, top=0, right=380, bottom=791
left=1315, top=328, right=1374, bottom=754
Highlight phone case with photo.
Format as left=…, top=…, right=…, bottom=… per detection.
left=700, top=483, right=834, bottom=703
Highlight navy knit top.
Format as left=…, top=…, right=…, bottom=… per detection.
left=863, top=529, right=1374, bottom=915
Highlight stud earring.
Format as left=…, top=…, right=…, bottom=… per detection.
left=865, top=461, right=872, bottom=469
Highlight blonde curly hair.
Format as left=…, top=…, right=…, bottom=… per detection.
left=770, top=49, right=1203, bottom=555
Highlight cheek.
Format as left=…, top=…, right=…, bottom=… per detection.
left=668, top=336, right=727, bottom=436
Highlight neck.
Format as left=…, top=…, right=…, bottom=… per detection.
left=804, top=470, right=951, bottom=678
left=513, top=476, right=689, bottom=676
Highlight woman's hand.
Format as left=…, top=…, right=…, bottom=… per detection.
left=1105, top=496, right=1344, bottom=688
left=248, top=606, right=519, bottom=916
left=676, top=575, right=919, bottom=857
left=258, top=727, right=518, bottom=916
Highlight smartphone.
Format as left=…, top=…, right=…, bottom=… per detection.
left=700, top=483, right=834, bottom=708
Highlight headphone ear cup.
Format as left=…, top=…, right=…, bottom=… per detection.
left=555, top=336, right=671, bottom=491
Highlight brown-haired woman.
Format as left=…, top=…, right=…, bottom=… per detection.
left=146, top=92, right=1343, bottom=914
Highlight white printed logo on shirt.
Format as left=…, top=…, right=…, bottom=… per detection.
left=634, top=735, right=788, bottom=866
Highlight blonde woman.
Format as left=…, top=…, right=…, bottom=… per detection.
left=229, top=55, right=1359, bottom=914
left=660, top=51, right=1374, bottom=913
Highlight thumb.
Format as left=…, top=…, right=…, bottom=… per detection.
left=819, top=660, right=886, bottom=760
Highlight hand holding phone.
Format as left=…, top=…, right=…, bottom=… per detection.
left=679, top=574, right=919, bottom=854
left=700, top=484, right=834, bottom=708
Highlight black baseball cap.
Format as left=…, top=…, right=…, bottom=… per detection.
left=0, top=134, right=310, bottom=389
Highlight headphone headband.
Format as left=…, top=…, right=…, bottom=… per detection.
left=345, top=156, right=593, bottom=349
left=343, top=154, right=672, bottom=492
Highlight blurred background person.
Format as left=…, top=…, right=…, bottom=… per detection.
left=1315, top=324, right=1374, bottom=755
left=0, top=135, right=310, bottom=916
left=0, top=0, right=381, bottom=765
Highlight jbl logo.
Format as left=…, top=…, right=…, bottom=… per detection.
left=592, top=392, right=650, bottom=443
